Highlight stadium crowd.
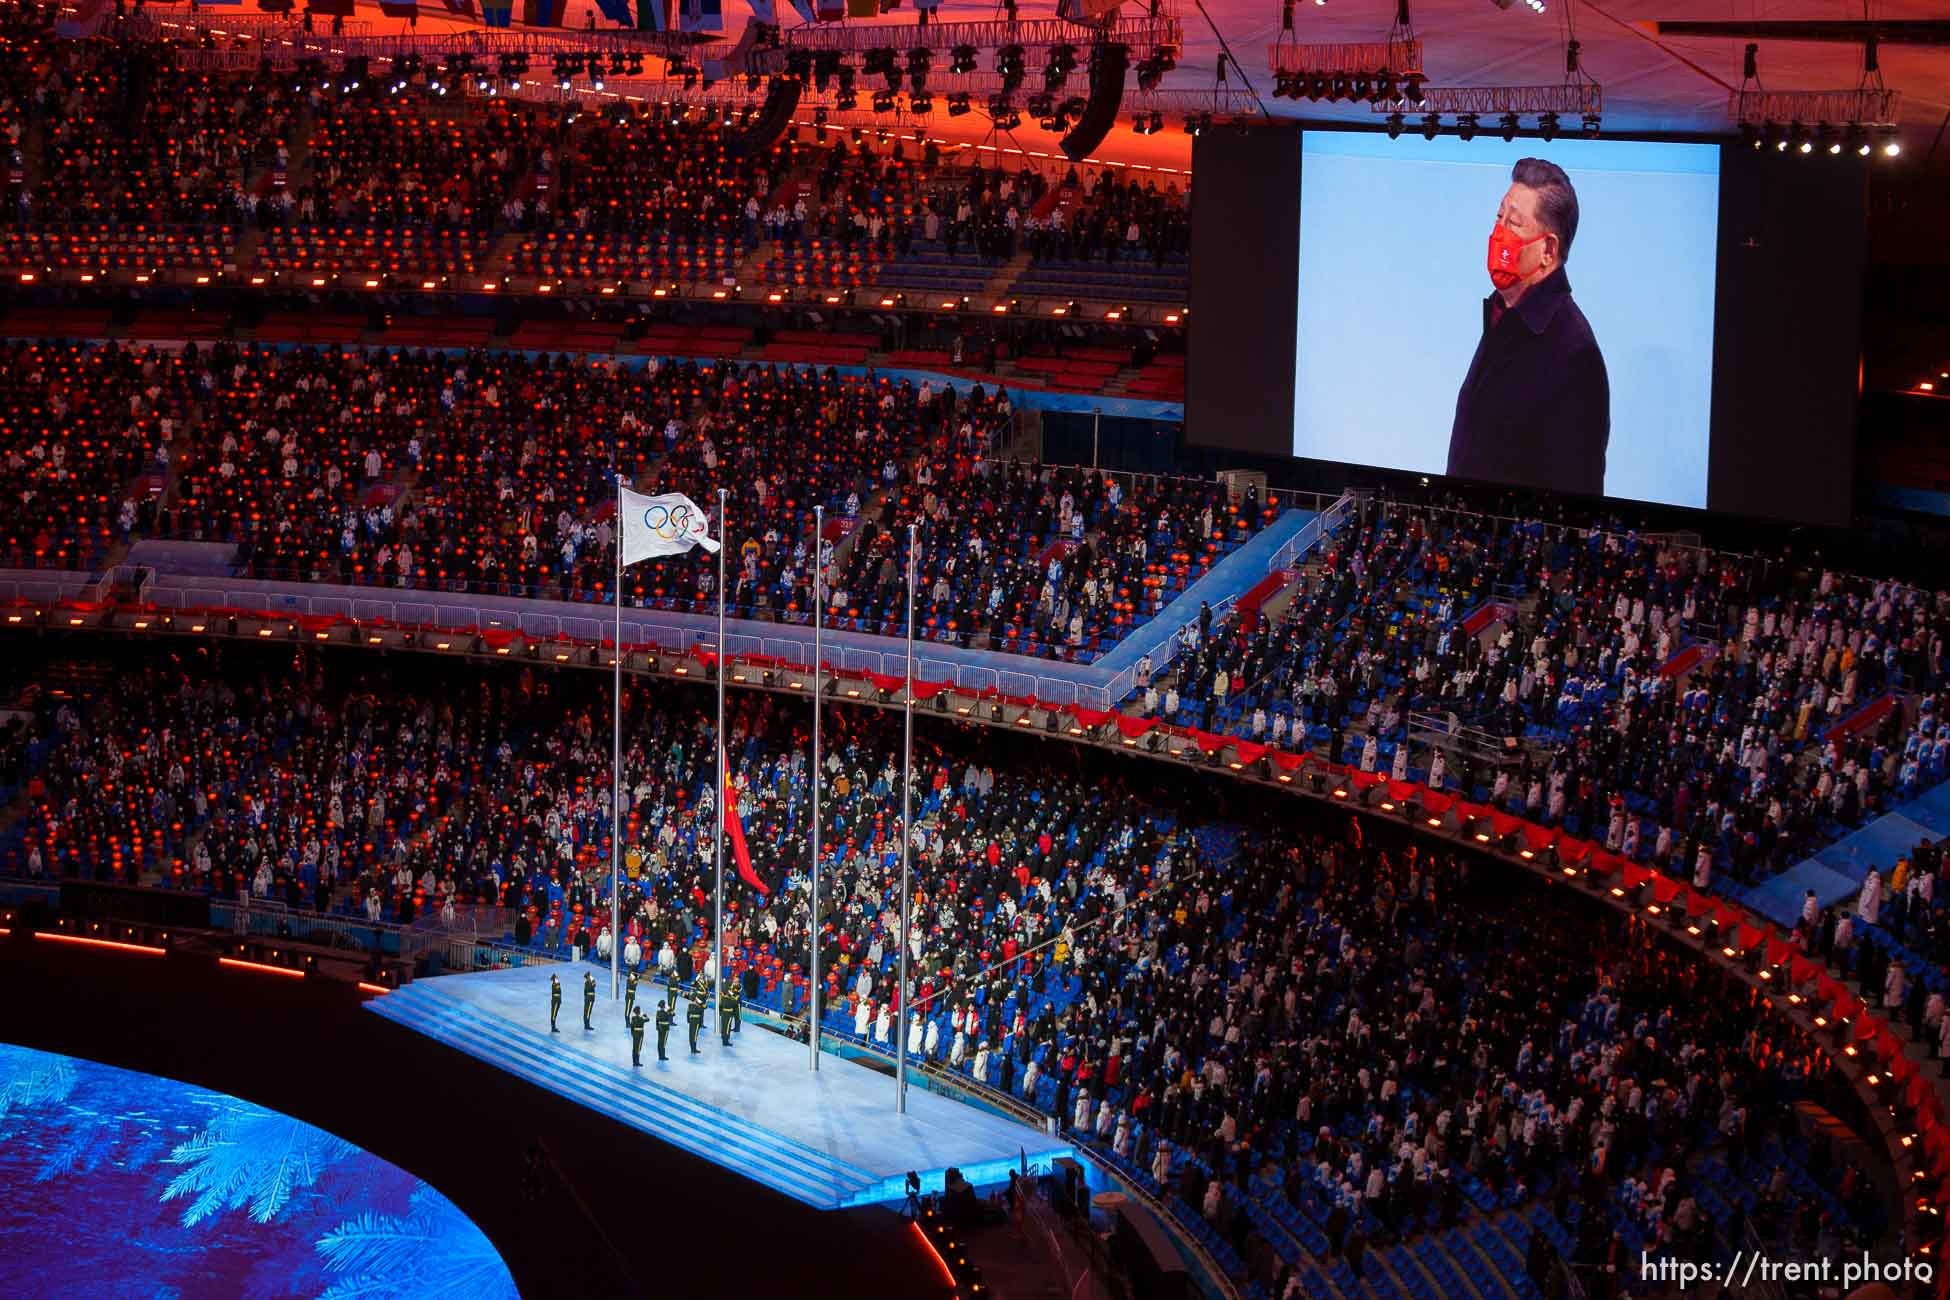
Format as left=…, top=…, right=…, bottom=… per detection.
left=2, top=644, right=1899, bottom=1297
left=0, top=24, right=1194, bottom=299
left=1, top=334, right=1269, bottom=660
left=1156, top=499, right=1948, bottom=888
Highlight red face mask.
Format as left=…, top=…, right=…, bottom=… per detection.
left=1487, top=223, right=1548, bottom=291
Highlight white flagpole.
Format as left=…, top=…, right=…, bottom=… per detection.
left=713, top=486, right=728, bottom=1035
left=896, top=522, right=916, bottom=1114
left=809, top=503, right=823, bottom=1070
left=610, top=474, right=624, bottom=1000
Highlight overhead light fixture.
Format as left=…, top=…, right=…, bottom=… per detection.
left=1498, top=112, right=1518, bottom=142
left=1420, top=112, right=1440, bottom=141
left=1385, top=111, right=1404, bottom=139
left=1456, top=112, right=1478, bottom=142
left=1538, top=111, right=1559, bottom=142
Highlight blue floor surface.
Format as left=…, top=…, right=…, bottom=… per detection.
left=367, top=965, right=1070, bottom=1210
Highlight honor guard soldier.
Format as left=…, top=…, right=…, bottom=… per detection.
left=727, top=982, right=743, bottom=1035
left=582, top=970, right=597, bottom=1030
left=719, top=983, right=736, bottom=1047
left=629, top=1006, right=648, bottom=1067
left=685, top=985, right=706, bottom=1054
left=624, top=968, right=640, bottom=1023
left=655, top=995, right=675, bottom=1061
left=549, top=974, right=562, bottom=1033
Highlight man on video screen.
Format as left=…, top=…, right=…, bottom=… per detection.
left=1446, top=158, right=1610, bottom=497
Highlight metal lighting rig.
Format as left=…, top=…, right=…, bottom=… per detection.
left=1368, top=83, right=1601, bottom=116
left=744, top=12, right=1179, bottom=72
left=167, top=26, right=712, bottom=73
left=1728, top=38, right=1901, bottom=153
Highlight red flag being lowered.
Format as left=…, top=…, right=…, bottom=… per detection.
left=722, top=756, right=767, bottom=896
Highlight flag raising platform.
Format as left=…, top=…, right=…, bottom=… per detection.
left=366, top=964, right=1070, bottom=1209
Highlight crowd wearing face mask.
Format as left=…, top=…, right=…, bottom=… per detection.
left=2, top=641, right=1895, bottom=1300
left=1156, top=498, right=1948, bottom=896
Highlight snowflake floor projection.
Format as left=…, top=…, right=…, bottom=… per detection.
left=0, top=1043, right=516, bottom=1300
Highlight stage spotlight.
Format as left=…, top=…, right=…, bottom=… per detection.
left=1581, top=112, right=1601, bottom=136
left=872, top=89, right=896, bottom=113
left=1385, top=111, right=1404, bottom=139
left=1739, top=121, right=1760, bottom=150
left=1456, top=112, right=1478, bottom=142
left=995, top=44, right=1026, bottom=93
left=1880, top=126, right=1901, bottom=156
left=909, top=91, right=932, bottom=114
left=1183, top=112, right=1210, bottom=135
left=1375, top=69, right=1397, bottom=101
left=1045, top=42, right=1077, bottom=89
left=836, top=86, right=857, bottom=111
left=1420, top=112, right=1440, bottom=140
left=1819, top=122, right=1840, bottom=154
left=1352, top=73, right=1372, bottom=101
left=946, top=91, right=971, bottom=116
left=1150, top=110, right=1164, bottom=134
left=950, top=44, right=978, bottom=75
left=1846, top=122, right=1868, bottom=155
left=1132, top=112, right=1150, bottom=134
left=1499, top=112, right=1518, bottom=142
left=1403, top=74, right=1424, bottom=105
left=1537, top=111, right=1558, bottom=142
left=1790, top=121, right=1810, bottom=153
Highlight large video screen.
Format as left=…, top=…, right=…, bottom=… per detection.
left=1294, top=133, right=1721, bottom=507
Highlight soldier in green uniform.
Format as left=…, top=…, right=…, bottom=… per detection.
left=727, top=982, right=743, bottom=1036
left=582, top=970, right=597, bottom=1031
left=719, top=982, right=735, bottom=1047
left=685, top=984, right=705, bottom=1054
left=628, top=1005, right=648, bottom=1067
left=624, top=968, right=640, bottom=1023
left=549, top=974, right=562, bottom=1033
left=654, top=994, right=675, bottom=1061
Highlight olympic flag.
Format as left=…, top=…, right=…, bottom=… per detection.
left=619, top=487, right=720, bottom=565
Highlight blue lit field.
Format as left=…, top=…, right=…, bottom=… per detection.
left=0, top=1043, right=516, bottom=1300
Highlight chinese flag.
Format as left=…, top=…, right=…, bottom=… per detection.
left=723, top=756, right=767, bottom=896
